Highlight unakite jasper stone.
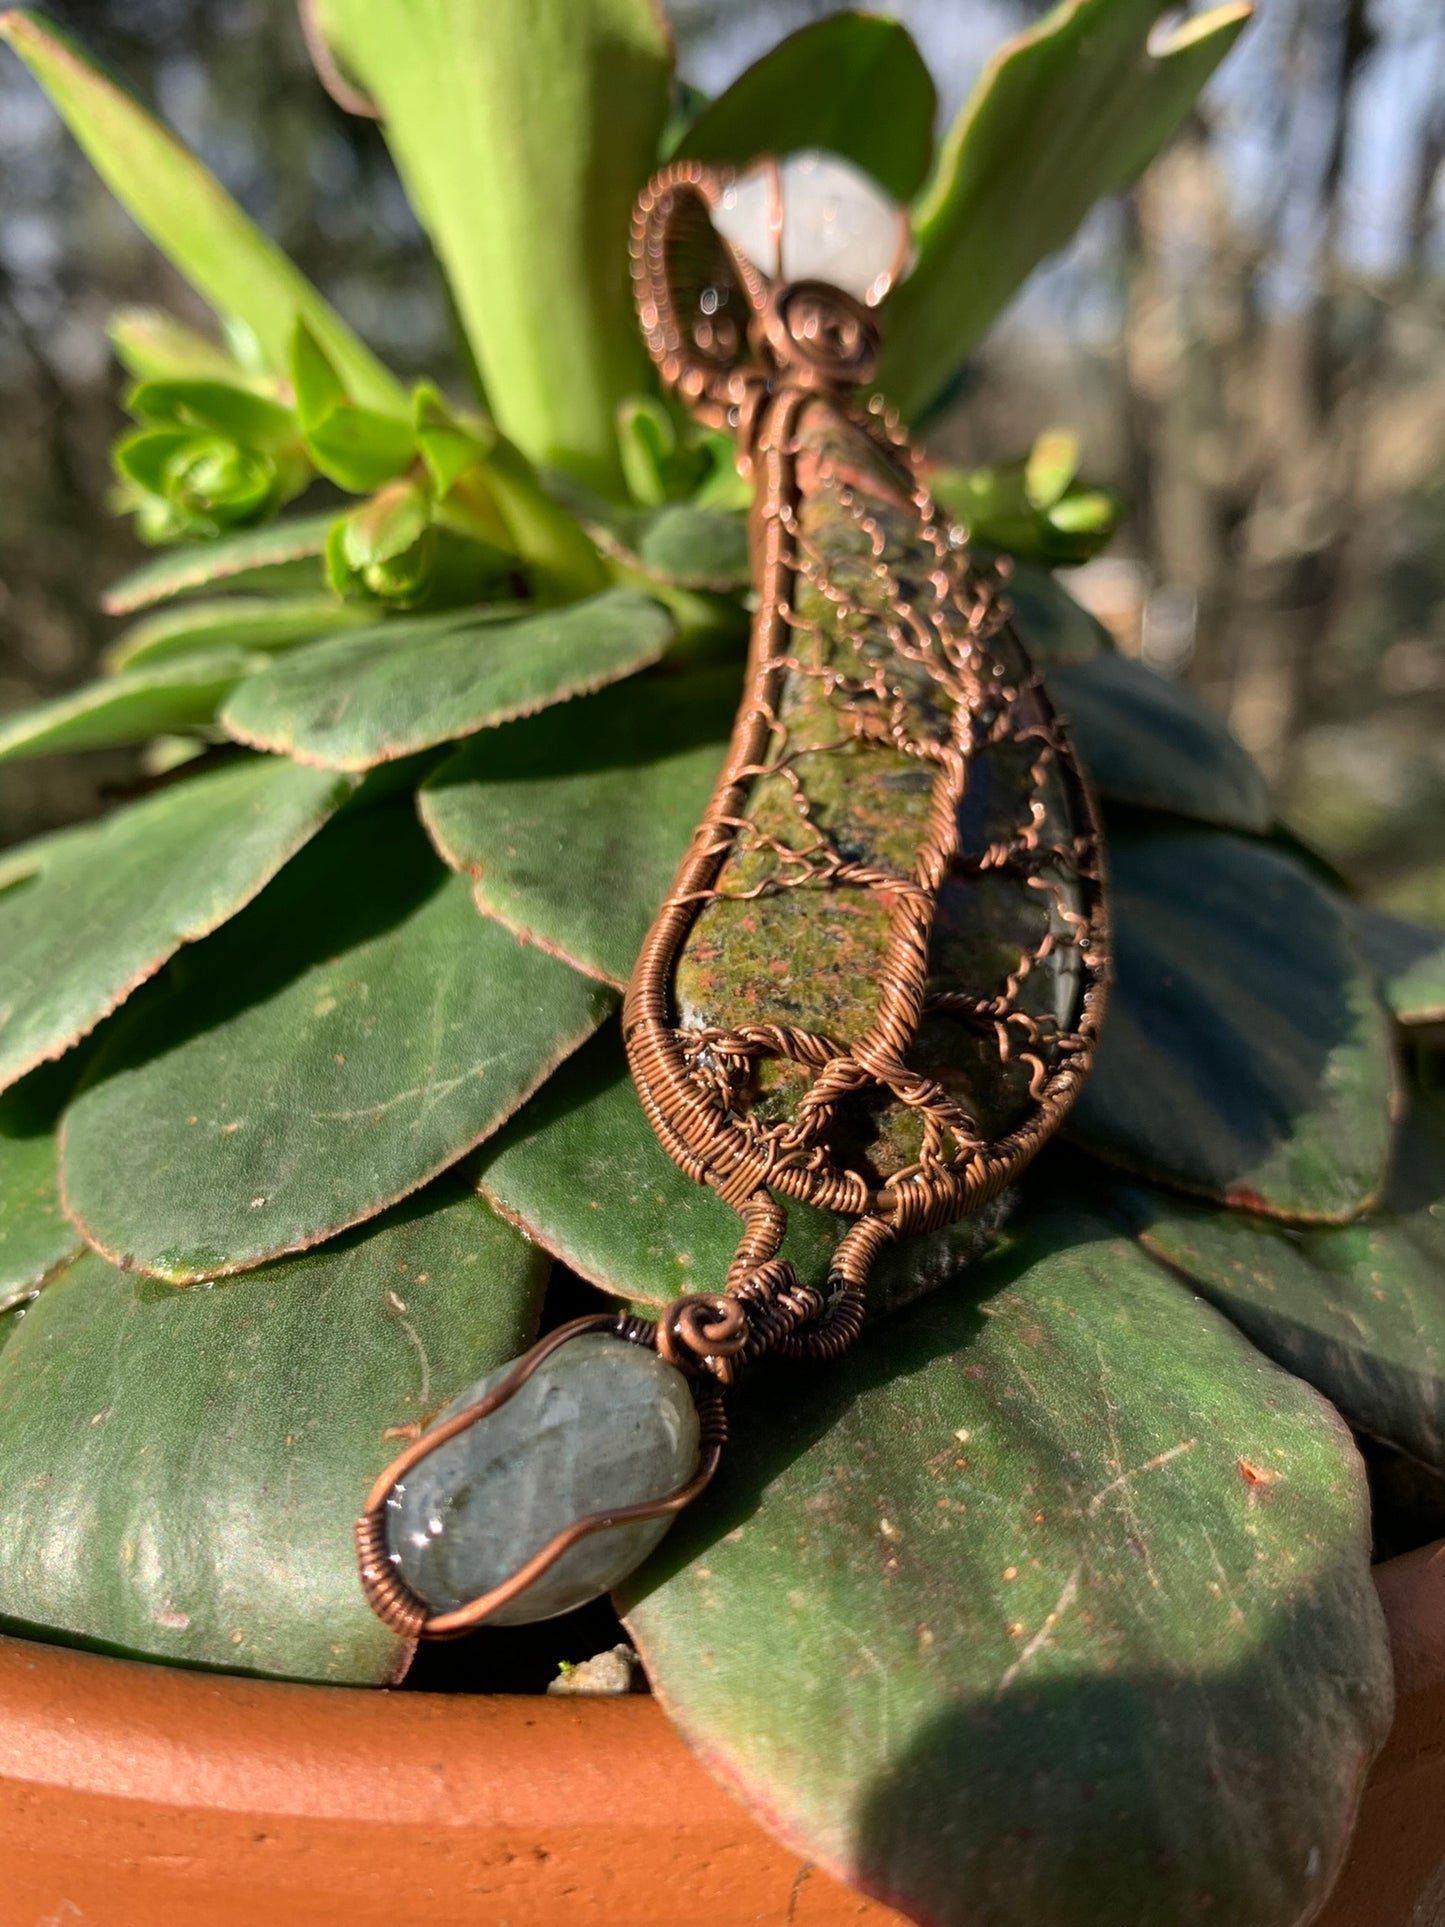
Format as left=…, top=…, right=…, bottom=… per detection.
left=385, top=1332, right=700, bottom=1625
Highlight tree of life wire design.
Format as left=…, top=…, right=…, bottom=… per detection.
left=622, top=163, right=1111, bottom=1375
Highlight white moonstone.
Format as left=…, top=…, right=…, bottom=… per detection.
left=712, top=149, right=910, bottom=306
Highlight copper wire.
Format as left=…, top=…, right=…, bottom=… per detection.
left=358, top=163, right=1110, bottom=1643
left=624, top=159, right=1110, bottom=1350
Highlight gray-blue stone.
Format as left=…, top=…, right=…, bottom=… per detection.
left=385, top=1331, right=701, bottom=1625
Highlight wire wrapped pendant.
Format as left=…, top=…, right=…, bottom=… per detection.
left=358, top=151, right=1109, bottom=1639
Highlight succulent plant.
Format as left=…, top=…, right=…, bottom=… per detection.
left=0, top=4, right=1441, bottom=1925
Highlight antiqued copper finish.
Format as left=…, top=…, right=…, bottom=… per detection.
left=625, top=158, right=1109, bottom=1347
left=357, top=1313, right=726, bottom=1640
left=359, top=158, right=1107, bottom=1638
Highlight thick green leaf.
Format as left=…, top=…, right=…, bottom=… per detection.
left=61, top=809, right=615, bottom=1281
left=476, top=1024, right=835, bottom=1305
left=220, top=589, right=673, bottom=771
left=614, top=505, right=751, bottom=592
left=313, top=0, right=670, bottom=490
left=998, top=556, right=1113, bottom=664
left=675, top=13, right=937, bottom=203
left=0, top=756, right=353, bottom=1094
left=102, top=513, right=336, bottom=614
left=622, top=1208, right=1390, bottom=1927
left=0, top=649, right=256, bottom=761
left=1047, top=653, right=1272, bottom=831
left=547, top=471, right=751, bottom=592
left=1344, top=901, right=1445, bottom=1026
left=0, top=1183, right=545, bottom=1681
left=107, top=595, right=368, bottom=671
left=0, top=1060, right=83, bottom=1297
left=1122, top=1088, right=1445, bottom=1473
left=127, top=376, right=296, bottom=444
left=882, top=0, right=1252, bottom=416
left=933, top=453, right=1122, bottom=566
left=0, top=12, right=403, bottom=412
left=420, top=666, right=736, bottom=984
left=474, top=1021, right=1001, bottom=1316
left=290, top=320, right=415, bottom=492
left=1068, top=828, right=1396, bottom=1221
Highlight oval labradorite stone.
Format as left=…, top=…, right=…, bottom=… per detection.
left=385, top=1332, right=701, bottom=1626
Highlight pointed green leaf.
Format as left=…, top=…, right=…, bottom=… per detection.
left=1047, top=653, right=1272, bottom=831
left=547, top=470, right=752, bottom=594
left=420, top=666, right=736, bottom=985
left=0, top=11, right=403, bottom=413
left=1068, top=828, right=1396, bottom=1221
left=0, top=650, right=256, bottom=762
left=414, top=383, right=497, bottom=499
left=474, top=1021, right=998, bottom=1316
left=340, top=475, right=430, bottom=571
left=1123, top=1087, right=1445, bottom=1473
left=220, top=589, right=673, bottom=771
left=313, top=0, right=670, bottom=490
left=1344, top=902, right=1445, bottom=1027
left=109, top=307, right=242, bottom=383
left=61, top=809, right=615, bottom=1281
left=617, top=396, right=688, bottom=507
left=0, top=756, right=355, bottom=1096
left=290, top=320, right=415, bottom=492
left=675, top=13, right=937, bottom=204
left=0, top=1183, right=545, bottom=1682
left=127, top=377, right=296, bottom=444
left=882, top=0, right=1253, bottom=416
left=0, top=1061, right=84, bottom=1297
left=102, top=513, right=336, bottom=615
left=107, top=595, right=369, bottom=671
left=622, top=1208, right=1389, bottom=1927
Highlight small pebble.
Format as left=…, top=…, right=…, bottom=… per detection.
left=546, top=1644, right=641, bottom=1697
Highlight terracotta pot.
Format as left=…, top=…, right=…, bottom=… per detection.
left=4, top=1543, right=1440, bottom=1927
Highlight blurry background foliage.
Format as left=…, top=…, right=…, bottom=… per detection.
left=0, top=0, right=1443, bottom=921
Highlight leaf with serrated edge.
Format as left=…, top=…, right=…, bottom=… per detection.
left=675, top=13, right=937, bottom=203
left=107, top=595, right=369, bottom=671
left=0, top=1182, right=545, bottom=1681
left=1344, top=901, right=1445, bottom=1027
left=0, top=755, right=355, bottom=1096
left=421, top=667, right=736, bottom=985
left=1068, top=827, right=1396, bottom=1222
left=1047, top=653, right=1272, bottom=832
left=221, top=589, right=673, bottom=772
left=0, top=13, right=403, bottom=412
left=1121, top=1086, right=1445, bottom=1473
left=102, top=513, right=337, bottom=615
left=61, top=808, right=614, bottom=1280
left=622, top=1206, right=1390, bottom=1927
left=0, top=1058, right=85, bottom=1297
left=882, top=0, right=1252, bottom=417
left=0, top=649, right=256, bottom=762
left=474, top=1021, right=999, bottom=1316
